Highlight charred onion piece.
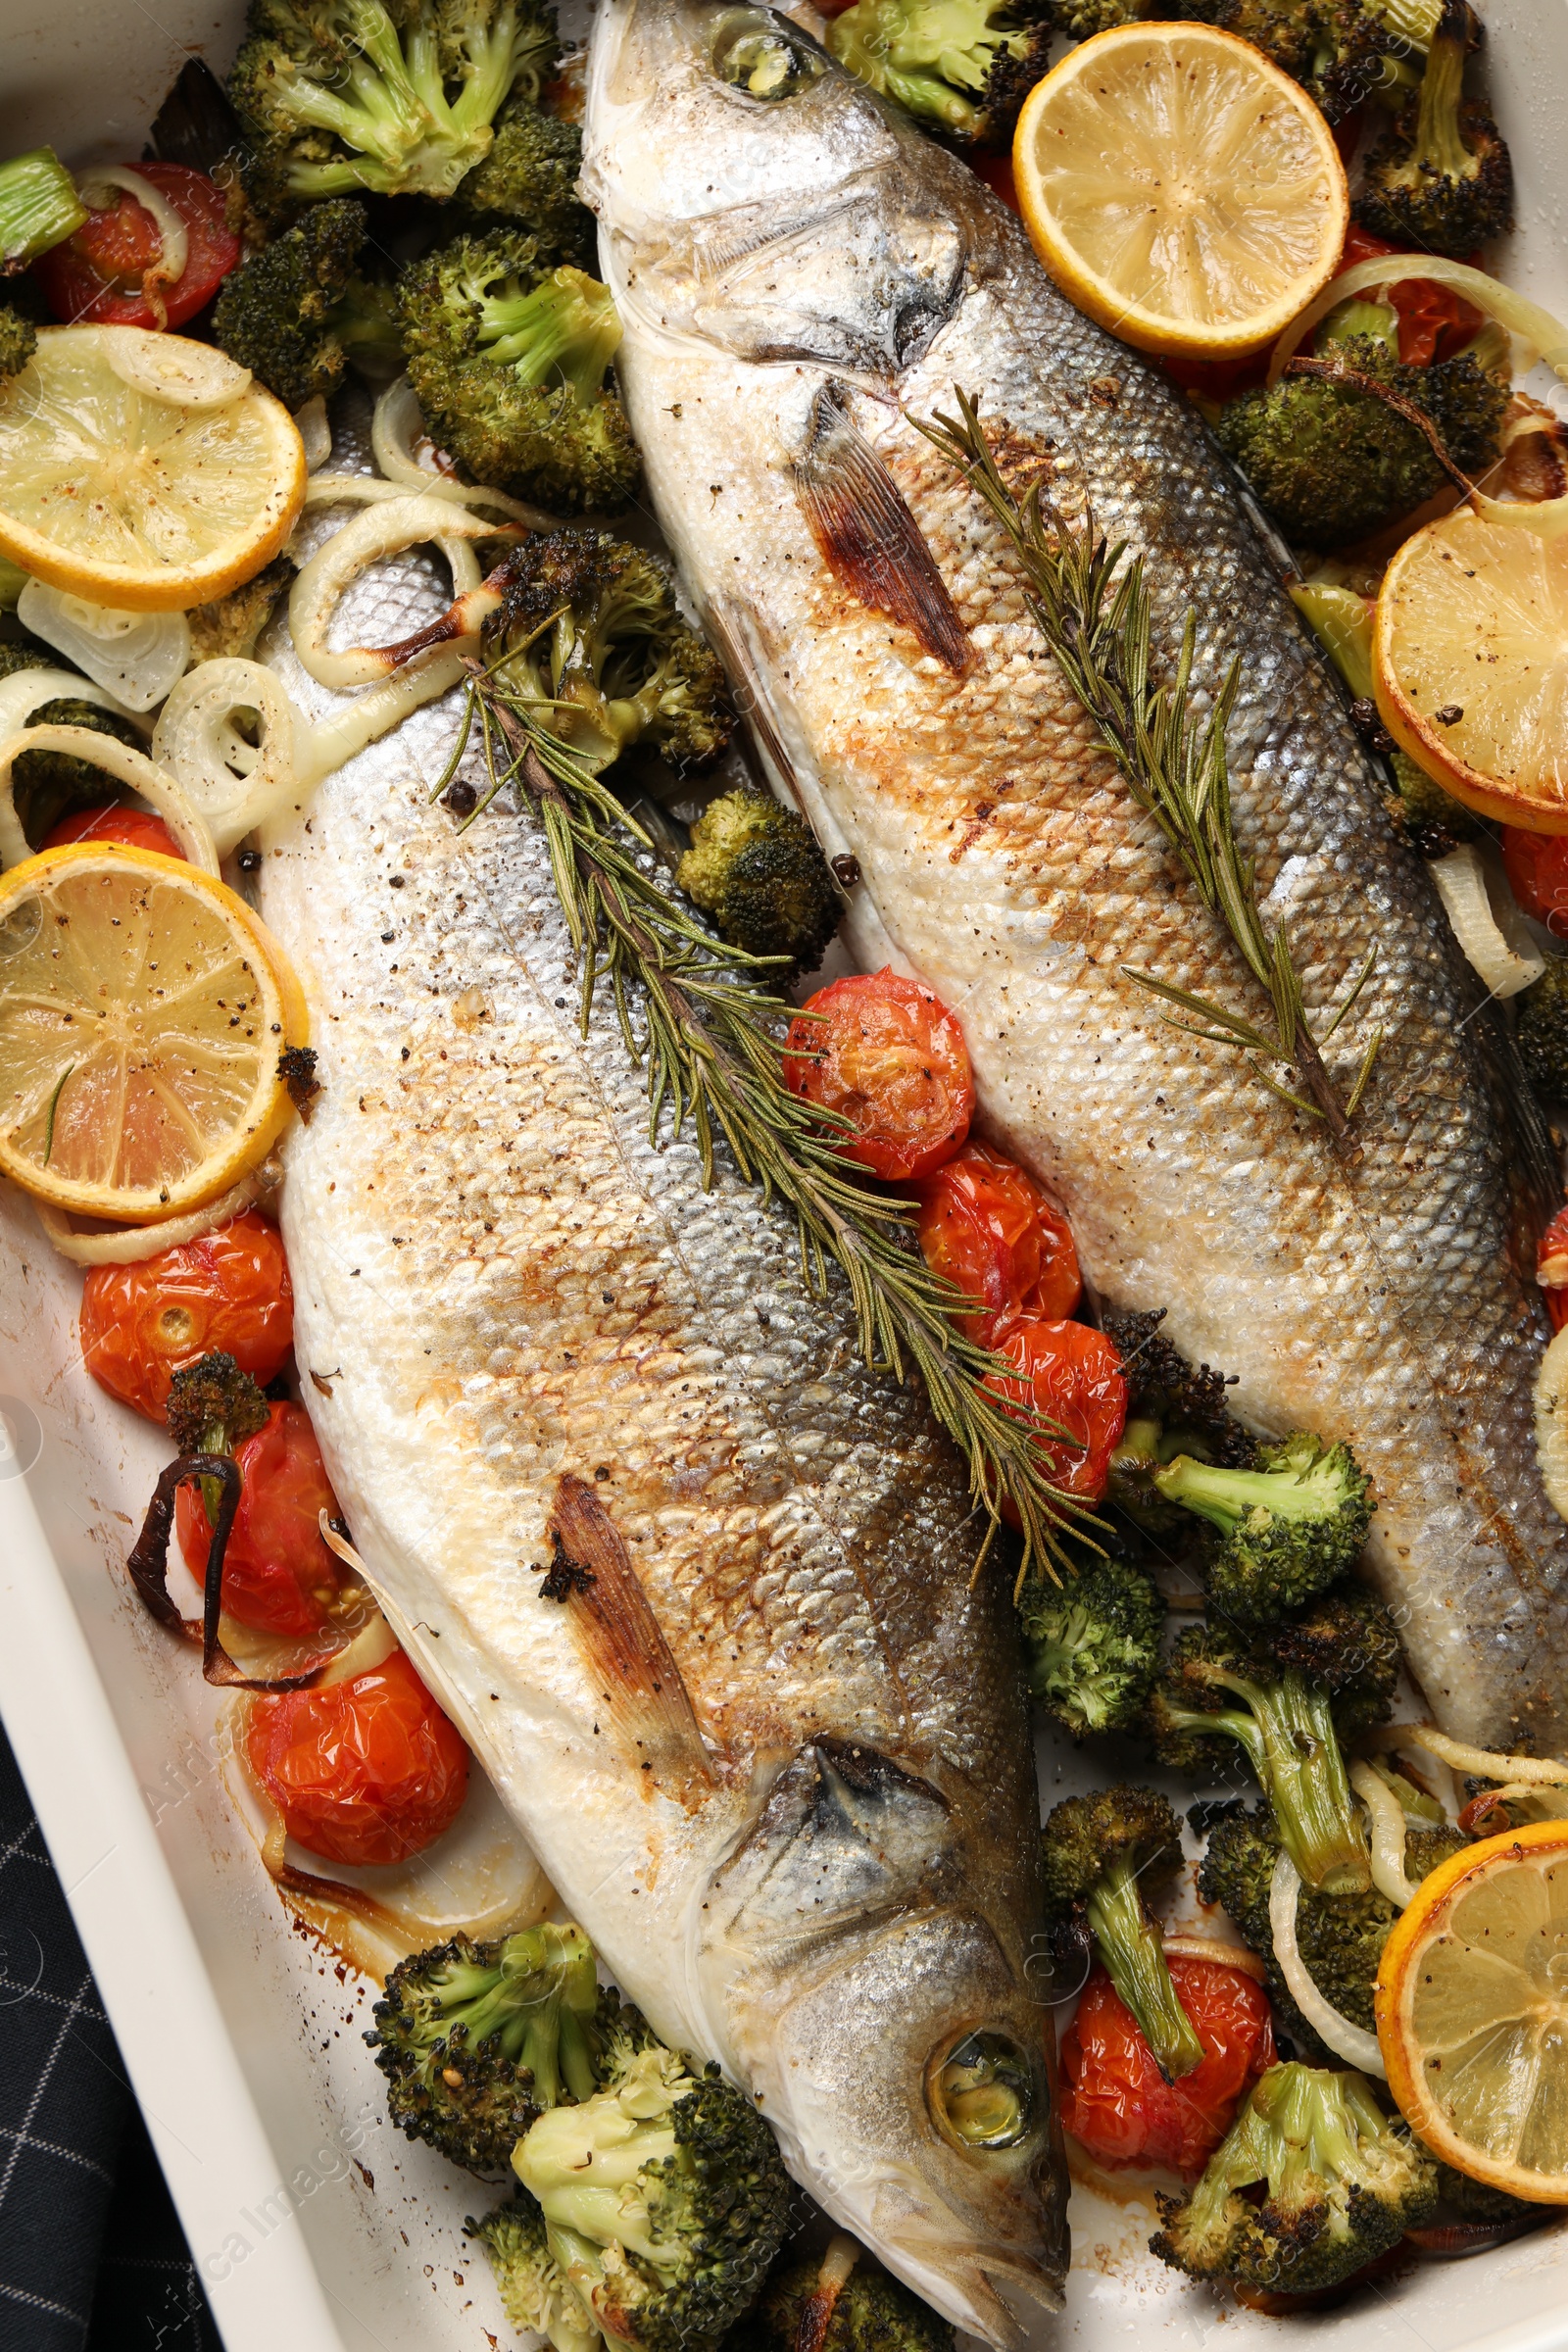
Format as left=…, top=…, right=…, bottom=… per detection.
left=125, top=1452, right=335, bottom=1690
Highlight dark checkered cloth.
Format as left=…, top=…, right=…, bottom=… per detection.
left=0, top=1721, right=220, bottom=2352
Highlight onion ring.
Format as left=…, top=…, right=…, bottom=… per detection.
left=370, top=376, right=562, bottom=530
left=1430, top=845, right=1544, bottom=1000
left=0, top=725, right=219, bottom=873
left=288, top=498, right=509, bottom=689
left=1349, top=1760, right=1416, bottom=1907
left=151, top=658, right=309, bottom=855
left=1269, top=1850, right=1388, bottom=2075
left=33, top=1152, right=281, bottom=1265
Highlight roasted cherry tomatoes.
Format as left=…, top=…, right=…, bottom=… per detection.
left=1335, top=225, right=1484, bottom=367
left=1502, top=828, right=1568, bottom=940
left=79, top=1209, right=293, bottom=1420
left=175, top=1401, right=343, bottom=1638
left=984, top=1318, right=1127, bottom=1504
left=1540, top=1202, right=1568, bottom=1334
left=33, top=164, right=240, bottom=331
left=245, top=1648, right=470, bottom=1867
left=783, top=968, right=974, bottom=1182
left=916, top=1140, right=1081, bottom=1346
left=43, top=804, right=184, bottom=858
left=1059, top=1958, right=1276, bottom=2178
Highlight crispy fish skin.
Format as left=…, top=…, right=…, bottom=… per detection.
left=583, top=0, right=1568, bottom=1751
left=258, top=451, right=1067, bottom=2341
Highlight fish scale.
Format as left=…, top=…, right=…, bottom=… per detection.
left=584, top=0, right=1568, bottom=1752
left=262, top=406, right=1066, bottom=2340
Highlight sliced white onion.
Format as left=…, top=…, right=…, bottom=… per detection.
left=293, top=648, right=470, bottom=792
left=1160, top=1933, right=1269, bottom=1983
left=151, top=659, right=309, bottom=855
left=101, top=325, right=250, bottom=411
left=1385, top=1718, right=1568, bottom=1788
left=18, top=578, right=190, bottom=713
left=288, top=498, right=503, bottom=689
left=1270, top=1850, right=1388, bottom=2075
left=312, top=1604, right=401, bottom=1688
left=77, top=167, right=187, bottom=307
left=1349, top=1760, right=1416, bottom=1907
left=1430, top=845, right=1545, bottom=999
left=0, top=726, right=218, bottom=873
left=371, top=376, right=563, bottom=529
left=33, top=1153, right=281, bottom=1265
left=1536, top=1323, right=1568, bottom=1529
left=292, top=395, right=331, bottom=471
left=0, top=664, right=131, bottom=737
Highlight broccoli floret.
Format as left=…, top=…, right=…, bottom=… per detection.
left=1517, top=958, right=1568, bottom=1105
left=398, top=228, right=637, bottom=511
left=1152, top=1430, right=1373, bottom=1627
left=1101, top=1307, right=1252, bottom=1532
left=1151, top=2060, right=1438, bottom=2292
left=752, top=2239, right=956, bottom=2351
left=499, top=2037, right=792, bottom=2352
left=456, top=95, right=593, bottom=267
left=0, top=307, right=37, bottom=385
left=1214, top=333, right=1507, bottom=551
left=1053, top=0, right=1143, bottom=33
left=333, top=270, right=406, bottom=380
left=1388, top=748, right=1480, bottom=858
left=467, top=2193, right=605, bottom=2352
left=7, top=698, right=145, bottom=849
left=1017, top=1555, right=1163, bottom=1739
left=1043, top=1787, right=1204, bottom=2081
left=481, top=529, right=731, bottom=777
left=1430, top=2160, right=1546, bottom=2228
left=1175, top=0, right=1428, bottom=122
left=227, top=0, right=559, bottom=211
left=165, top=1350, right=271, bottom=1456
left=368, top=1925, right=629, bottom=2174
left=825, top=0, right=1053, bottom=151
left=675, top=791, right=840, bottom=974
left=213, top=197, right=382, bottom=410
left=1357, top=0, right=1513, bottom=257
left=1147, top=1605, right=1400, bottom=1892
left=187, top=557, right=295, bottom=667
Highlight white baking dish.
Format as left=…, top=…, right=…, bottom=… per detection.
left=2, top=2, right=1568, bottom=2347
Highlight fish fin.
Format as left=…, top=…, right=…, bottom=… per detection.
left=794, top=382, right=973, bottom=676
left=543, top=1474, right=713, bottom=1784
left=1473, top=1004, right=1562, bottom=1290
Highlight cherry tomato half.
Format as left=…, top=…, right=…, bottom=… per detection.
left=1540, top=1202, right=1568, bottom=1334
left=80, top=1208, right=293, bottom=1420
left=1502, top=828, right=1568, bottom=941
left=1335, top=225, right=1484, bottom=368
left=33, top=164, right=240, bottom=330
left=917, top=1140, right=1081, bottom=1347
left=784, top=968, right=975, bottom=1182
left=43, top=803, right=184, bottom=858
left=983, top=1317, right=1127, bottom=1505
left=175, top=1401, right=343, bottom=1639
left=1059, top=1959, right=1276, bottom=2179
left=245, top=1648, right=470, bottom=1867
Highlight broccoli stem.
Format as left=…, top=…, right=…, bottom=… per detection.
left=1175, top=1666, right=1372, bottom=1894
left=1403, top=0, right=1475, bottom=186
left=0, top=147, right=85, bottom=269
left=1086, top=1852, right=1205, bottom=2082
left=477, top=270, right=622, bottom=404
left=1153, top=1453, right=1340, bottom=1534
left=438, top=1929, right=601, bottom=2105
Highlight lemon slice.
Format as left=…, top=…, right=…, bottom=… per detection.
left=0, top=325, right=305, bottom=613
left=1374, top=509, right=1568, bottom=833
left=1012, top=24, right=1348, bottom=361
left=0, top=844, right=307, bottom=1222
left=1376, top=1820, right=1568, bottom=2202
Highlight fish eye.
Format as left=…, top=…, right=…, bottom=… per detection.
left=927, top=2032, right=1034, bottom=2151
left=710, top=10, right=824, bottom=97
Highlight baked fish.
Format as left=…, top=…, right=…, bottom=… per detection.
left=260, top=410, right=1068, bottom=2344
left=582, top=0, right=1568, bottom=1751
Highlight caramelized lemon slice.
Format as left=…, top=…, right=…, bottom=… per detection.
left=0, top=844, right=307, bottom=1222
left=1011, top=23, right=1348, bottom=361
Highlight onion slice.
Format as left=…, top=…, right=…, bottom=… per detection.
left=1430, top=845, right=1544, bottom=1000
left=152, top=659, right=309, bottom=855
left=77, top=167, right=187, bottom=318
left=1269, top=1850, right=1388, bottom=2075
left=370, top=376, right=562, bottom=530
left=102, top=326, right=249, bottom=411
left=1160, top=1933, right=1268, bottom=1983
left=1380, top=1718, right=1568, bottom=1788
left=18, top=578, right=190, bottom=713
left=288, top=498, right=510, bottom=688
left=0, top=664, right=133, bottom=741
left=292, top=648, right=471, bottom=793
left=0, top=726, right=219, bottom=873
left=292, top=395, right=331, bottom=470
left=33, top=1152, right=281, bottom=1265
left=1349, top=1760, right=1416, bottom=1907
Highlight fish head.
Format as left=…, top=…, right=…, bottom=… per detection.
left=583, top=0, right=987, bottom=374
left=703, top=1742, right=1065, bottom=2345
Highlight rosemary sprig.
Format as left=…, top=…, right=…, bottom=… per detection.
left=458, top=658, right=1103, bottom=1588
left=914, top=391, right=1381, bottom=1157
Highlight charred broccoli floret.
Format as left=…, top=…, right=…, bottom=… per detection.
left=1198, top=1802, right=1467, bottom=2047
left=1214, top=332, right=1507, bottom=550
left=398, top=228, right=637, bottom=510
left=477, top=2035, right=792, bottom=2351
left=1147, top=1598, right=1401, bottom=1891
left=825, top=0, right=1053, bottom=151
left=0, top=308, right=36, bottom=384
left=1101, top=1306, right=1252, bottom=1531
left=456, top=95, right=593, bottom=266
left=2, top=686, right=145, bottom=849
left=368, top=1925, right=630, bottom=2174
left=1017, top=1555, right=1164, bottom=1739
left=1357, top=0, right=1513, bottom=257
left=1153, top=1430, right=1373, bottom=1627
left=481, top=530, right=731, bottom=776
left=751, top=2238, right=956, bottom=2351
left=228, top=0, right=560, bottom=211
left=1043, top=1786, right=1203, bottom=2080
left=213, top=198, right=395, bottom=409
left=164, top=1350, right=270, bottom=1456
left=187, top=557, right=294, bottom=667
left=675, top=791, right=840, bottom=974
left=1517, top=958, right=1568, bottom=1105
left=1053, top=0, right=1144, bottom=33
left=1150, top=2061, right=1438, bottom=2292
left=1173, top=0, right=1422, bottom=122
